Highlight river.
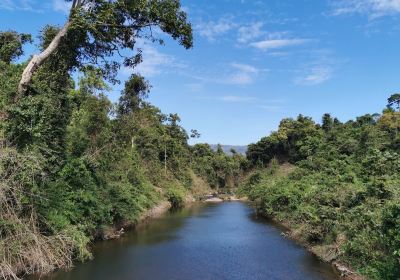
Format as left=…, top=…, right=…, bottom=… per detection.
left=32, top=202, right=339, bottom=280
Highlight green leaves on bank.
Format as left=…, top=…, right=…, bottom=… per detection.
left=241, top=105, right=400, bottom=280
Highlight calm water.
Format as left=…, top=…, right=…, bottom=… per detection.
left=32, top=202, right=339, bottom=280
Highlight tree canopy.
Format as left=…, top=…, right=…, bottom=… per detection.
left=17, top=0, right=193, bottom=97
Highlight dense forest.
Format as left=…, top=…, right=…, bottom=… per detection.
left=1, top=1, right=400, bottom=280
left=240, top=97, right=400, bottom=280
left=0, top=1, right=244, bottom=278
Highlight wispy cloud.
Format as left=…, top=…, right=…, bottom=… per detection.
left=189, top=62, right=262, bottom=86
left=231, top=63, right=259, bottom=74
left=0, top=0, right=37, bottom=11
left=237, top=22, right=265, bottom=44
left=224, top=73, right=254, bottom=85
left=0, top=0, right=14, bottom=10
left=135, top=48, right=177, bottom=77
left=52, top=0, right=70, bottom=14
left=224, top=62, right=261, bottom=85
left=122, top=41, right=184, bottom=77
left=292, top=49, right=341, bottom=86
left=295, top=65, right=333, bottom=85
left=250, top=38, right=312, bottom=51
left=331, top=0, right=400, bottom=18
left=196, top=18, right=236, bottom=41
left=185, top=83, right=203, bottom=92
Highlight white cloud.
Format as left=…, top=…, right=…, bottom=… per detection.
left=224, top=63, right=261, bottom=85
left=52, top=0, right=70, bottom=14
left=231, top=63, right=259, bottom=74
left=237, top=22, right=264, bottom=44
left=0, top=0, right=13, bottom=10
left=196, top=18, right=236, bottom=41
left=332, top=0, right=400, bottom=18
left=250, top=39, right=312, bottom=51
left=225, top=72, right=254, bottom=85
left=122, top=41, right=184, bottom=78
left=189, top=62, right=262, bottom=86
left=295, top=65, right=333, bottom=85
left=135, top=47, right=175, bottom=77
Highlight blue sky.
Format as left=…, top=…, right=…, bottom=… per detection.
left=1, top=0, right=400, bottom=145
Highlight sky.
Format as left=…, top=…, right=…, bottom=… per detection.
left=1, top=0, right=400, bottom=145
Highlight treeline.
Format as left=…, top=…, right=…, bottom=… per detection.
left=0, top=2, right=244, bottom=277
left=240, top=97, right=400, bottom=279
left=0, top=39, right=244, bottom=279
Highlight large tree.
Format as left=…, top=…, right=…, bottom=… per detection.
left=388, top=93, right=400, bottom=111
left=17, top=0, right=192, bottom=99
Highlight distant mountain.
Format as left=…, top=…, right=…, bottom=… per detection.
left=210, top=144, right=248, bottom=156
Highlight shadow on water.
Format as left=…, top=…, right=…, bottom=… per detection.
left=29, top=202, right=340, bottom=280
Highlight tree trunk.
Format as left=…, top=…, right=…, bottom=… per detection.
left=16, top=21, right=71, bottom=100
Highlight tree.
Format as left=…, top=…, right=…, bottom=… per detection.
left=387, top=93, right=400, bottom=111
left=17, top=0, right=193, bottom=98
left=322, top=113, right=333, bottom=132
left=216, top=144, right=224, bottom=155
left=190, top=129, right=200, bottom=139
left=0, top=31, right=32, bottom=64
left=117, top=74, right=150, bottom=116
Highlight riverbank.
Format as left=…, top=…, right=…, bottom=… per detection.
left=29, top=202, right=340, bottom=280
left=106, top=192, right=244, bottom=239
left=101, top=200, right=173, bottom=240
left=264, top=214, right=365, bottom=280
left=239, top=165, right=367, bottom=280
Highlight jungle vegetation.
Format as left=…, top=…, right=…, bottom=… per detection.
left=240, top=95, right=400, bottom=280
left=1, top=1, right=399, bottom=280
left=0, top=1, right=244, bottom=278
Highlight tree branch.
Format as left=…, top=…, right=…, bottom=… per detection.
left=16, top=21, right=71, bottom=100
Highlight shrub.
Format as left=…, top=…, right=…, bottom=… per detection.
left=165, top=185, right=186, bottom=208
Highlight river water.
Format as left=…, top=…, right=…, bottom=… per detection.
left=33, top=202, right=339, bottom=280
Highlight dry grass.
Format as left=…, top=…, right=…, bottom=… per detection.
left=189, top=171, right=212, bottom=199
left=0, top=148, right=75, bottom=279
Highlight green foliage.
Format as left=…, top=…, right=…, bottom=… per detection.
left=387, top=93, right=400, bottom=111
left=247, top=115, right=322, bottom=165
left=117, top=74, right=150, bottom=116
left=0, top=5, right=200, bottom=277
left=241, top=106, right=400, bottom=280
left=43, top=0, right=193, bottom=85
left=191, top=143, right=245, bottom=190
left=0, top=31, right=32, bottom=64
left=166, top=185, right=187, bottom=208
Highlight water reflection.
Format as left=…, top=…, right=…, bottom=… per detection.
left=30, top=202, right=339, bottom=280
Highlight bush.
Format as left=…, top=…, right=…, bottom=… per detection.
left=165, top=185, right=186, bottom=208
